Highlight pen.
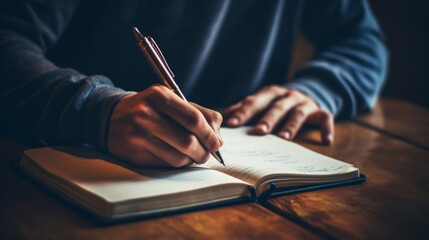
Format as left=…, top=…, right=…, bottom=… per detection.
left=132, top=27, right=225, bottom=166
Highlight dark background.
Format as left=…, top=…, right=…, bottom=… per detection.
left=370, top=0, right=429, bottom=108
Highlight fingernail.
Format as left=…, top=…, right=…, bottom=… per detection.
left=257, top=123, right=268, bottom=133
left=280, top=131, right=291, bottom=140
left=217, top=131, right=223, bottom=145
left=228, top=117, right=239, bottom=126
left=324, top=133, right=333, bottom=144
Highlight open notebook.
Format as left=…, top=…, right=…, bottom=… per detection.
left=21, top=127, right=365, bottom=221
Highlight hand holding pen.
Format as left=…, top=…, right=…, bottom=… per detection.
left=105, top=28, right=224, bottom=168
left=132, top=27, right=224, bottom=166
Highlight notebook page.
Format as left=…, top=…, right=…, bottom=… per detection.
left=24, top=147, right=249, bottom=203
left=204, top=127, right=355, bottom=185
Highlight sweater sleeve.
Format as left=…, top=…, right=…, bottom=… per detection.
left=285, top=0, right=388, bottom=118
left=0, top=0, right=129, bottom=150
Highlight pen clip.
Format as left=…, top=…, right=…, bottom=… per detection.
left=148, top=37, right=175, bottom=78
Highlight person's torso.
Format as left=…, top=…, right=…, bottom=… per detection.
left=48, top=0, right=302, bottom=107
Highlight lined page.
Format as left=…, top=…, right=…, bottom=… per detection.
left=23, top=147, right=248, bottom=203
left=204, top=127, right=356, bottom=185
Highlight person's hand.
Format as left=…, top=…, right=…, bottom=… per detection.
left=107, top=85, right=223, bottom=168
left=221, top=85, right=334, bottom=144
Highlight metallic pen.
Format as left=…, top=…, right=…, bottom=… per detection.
left=132, top=27, right=225, bottom=166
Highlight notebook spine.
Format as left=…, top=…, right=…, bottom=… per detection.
left=257, top=182, right=277, bottom=203
left=247, top=185, right=257, bottom=201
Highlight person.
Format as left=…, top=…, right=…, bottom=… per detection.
left=0, top=0, right=388, bottom=167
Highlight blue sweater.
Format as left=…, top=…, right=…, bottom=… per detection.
left=0, top=0, right=388, bottom=150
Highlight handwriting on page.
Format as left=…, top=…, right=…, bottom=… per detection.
left=207, top=127, right=352, bottom=183
left=296, top=165, right=348, bottom=173
left=222, top=149, right=297, bottom=164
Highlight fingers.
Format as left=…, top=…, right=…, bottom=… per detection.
left=108, top=83, right=335, bottom=169
left=278, top=103, right=315, bottom=140
left=132, top=108, right=211, bottom=164
left=253, top=92, right=301, bottom=134
left=108, top=85, right=221, bottom=168
left=123, top=133, right=195, bottom=168
left=307, top=110, right=334, bottom=144
left=222, top=85, right=335, bottom=144
left=191, top=103, right=224, bottom=145
left=226, top=85, right=287, bottom=126
left=145, top=86, right=222, bottom=153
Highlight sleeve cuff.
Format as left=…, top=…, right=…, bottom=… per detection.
left=83, top=86, right=132, bottom=152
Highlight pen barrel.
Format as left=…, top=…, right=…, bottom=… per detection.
left=138, top=40, right=187, bottom=101
left=134, top=31, right=223, bottom=165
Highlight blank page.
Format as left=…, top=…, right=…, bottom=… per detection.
left=23, top=147, right=248, bottom=203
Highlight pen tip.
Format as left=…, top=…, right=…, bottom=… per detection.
left=212, top=151, right=225, bottom=166
left=132, top=27, right=144, bottom=42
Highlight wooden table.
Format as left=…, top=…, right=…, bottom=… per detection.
left=357, top=98, right=429, bottom=150
left=1, top=98, right=428, bottom=239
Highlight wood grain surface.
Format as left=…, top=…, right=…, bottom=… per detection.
left=0, top=139, right=320, bottom=240
left=267, top=122, right=429, bottom=239
left=357, top=98, right=429, bottom=150
left=2, top=98, right=428, bottom=239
